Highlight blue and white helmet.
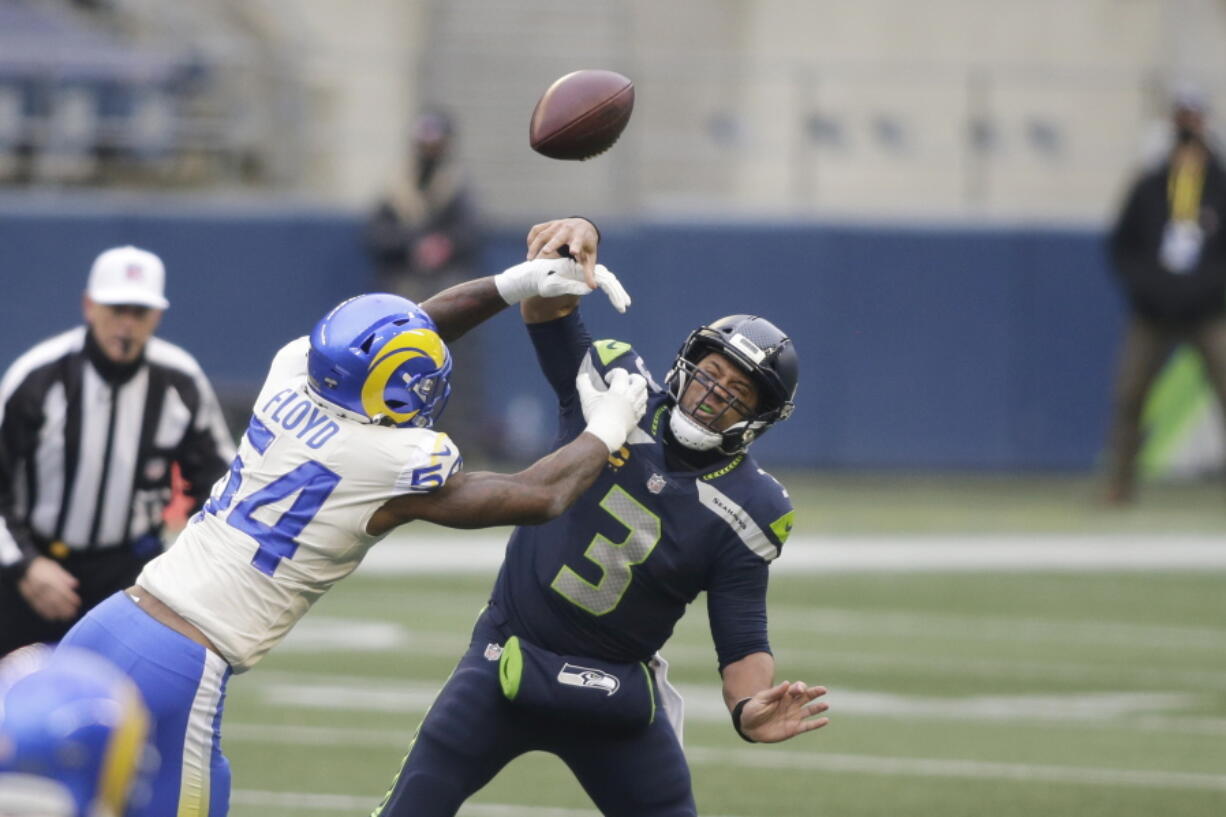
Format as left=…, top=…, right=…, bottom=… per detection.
left=307, top=293, right=452, bottom=428
left=0, top=646, right=153, bottom=817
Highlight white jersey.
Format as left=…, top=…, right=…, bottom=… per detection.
left=139, top=337, right=461, bottom=672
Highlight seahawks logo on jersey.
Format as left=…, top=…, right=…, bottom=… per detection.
left=557, top=663, right=620, bottom=696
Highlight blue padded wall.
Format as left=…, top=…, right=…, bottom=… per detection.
left=0, top=205, right=1124, bottom=469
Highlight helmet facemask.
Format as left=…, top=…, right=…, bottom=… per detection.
left=665, top=316, right=798, bottom=456
left=667, top=358, right=762, bottom=454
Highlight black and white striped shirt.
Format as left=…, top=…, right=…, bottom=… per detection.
left=0, top=327, right=235, bottom=576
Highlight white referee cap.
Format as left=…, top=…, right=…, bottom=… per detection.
left=86, top=245, right=170, bottom=310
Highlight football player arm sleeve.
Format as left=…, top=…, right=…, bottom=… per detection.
left=707, top=556, right=772, bottom=670
left=368, top=431, right=610, bottom=533
left=528, top=312, right=599, bottom=447
left=527, top=310, right=592, bottom=403
left=710, top=552, right=830, bottom=744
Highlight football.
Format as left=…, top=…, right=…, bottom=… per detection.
left=529, top=69, right=635, bottom=160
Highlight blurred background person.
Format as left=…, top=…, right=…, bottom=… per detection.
left=365, top=109, right=481, bottom=303
left=364, top=109, right=493, bottom=457
left=0, top=246, right=234, bottom=657
left=1103, top=87, right=1226, bottom=504
left=0, top=645, right=153, bottom=817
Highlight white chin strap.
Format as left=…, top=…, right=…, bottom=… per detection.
left=668, top=408, right=723, bottom=452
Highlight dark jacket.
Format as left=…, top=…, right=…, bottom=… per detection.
left=1109, top=152, right=1226, bottom=323
left=364, top=156, right=481, bottom=295
left=0, top=327, right=234, bottom=584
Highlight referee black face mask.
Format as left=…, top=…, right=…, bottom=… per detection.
left=83, top=299, right=163, bottom=369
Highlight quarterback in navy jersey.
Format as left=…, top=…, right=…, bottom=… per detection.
left=375, top=218, right=828, bottom=817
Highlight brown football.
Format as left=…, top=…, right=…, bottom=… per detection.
left=529, top=69, right=635, bottom=160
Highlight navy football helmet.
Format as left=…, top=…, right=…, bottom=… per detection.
left=0, top=646, right=152, bottom=817
left=665, top=314, right=798, bottom=455
left=307, top=293, right=452, bottom=428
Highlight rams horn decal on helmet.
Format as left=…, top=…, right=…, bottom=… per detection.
left=360, top=328, right=450, bottom=425
left=308, top=293, right=453, bottom=429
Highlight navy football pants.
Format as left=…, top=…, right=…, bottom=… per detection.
left=373, top=605, right=696, bottom=817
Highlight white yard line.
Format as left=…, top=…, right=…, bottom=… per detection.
left=365, top=533, right=1226, bottom=575
left=766, top=606, right=1226, bottom=650
left=223, top=728, right=1226, bottom=798
left=272, top=617, right=1226, bottom=687
left=232, top=665, right=1226, bottom=735
left=683, top=746, right=1226, bottom=791
left=794, top=647, right=1226, bottom=690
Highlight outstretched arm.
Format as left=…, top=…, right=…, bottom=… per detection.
left=721, top=652, right=830, bottom=744
left=367, top=368, right=646, bottom=535
left=369, top=433, right=609, bottom=532
left=421, top=217, right=620, bottom=342
left=418, top=277, right=509, bottom=343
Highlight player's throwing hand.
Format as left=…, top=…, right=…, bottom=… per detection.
left=495, top=257, right=631, bottom=313
left=737, top=681, right=830, bottom=744
left=526, top=217, right=601, bottom=285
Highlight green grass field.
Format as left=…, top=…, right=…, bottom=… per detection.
left=217, top=474, right=1226, bottom=817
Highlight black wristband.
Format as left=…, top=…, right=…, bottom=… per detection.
left=731, top=697, right=756, bottom=743
left=0, top=554, right=34, bottom=586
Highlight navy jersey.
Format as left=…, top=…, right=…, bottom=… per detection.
left=490, top=311, right=794, bottom=668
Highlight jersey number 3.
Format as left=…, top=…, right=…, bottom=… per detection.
left=550, top=485, right=662, bottom=615
left=203, top=455, right=341, bottom=576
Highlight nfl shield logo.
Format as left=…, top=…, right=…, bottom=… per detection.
left=126, top=264, right=144, bottom=281
left=646, top=473, right=667, bottom=494
left=483, top=642, right=503, bottom=661
left=144, top=458, right=166, bottom=481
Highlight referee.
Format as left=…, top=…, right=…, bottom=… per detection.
left=0, top=246, right=234, bottom=655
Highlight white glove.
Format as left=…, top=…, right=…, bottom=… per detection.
left=494, top=257, right=632, bottom=313
left=577, top=368, right=648, bottom=453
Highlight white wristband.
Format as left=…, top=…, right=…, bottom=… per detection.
left=493, top=262, right=536, bottom=305
left=583, top=415, right=627, bottom=454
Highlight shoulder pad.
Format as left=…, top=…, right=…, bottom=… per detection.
left=586, top=340, right=663, bottom=393
left=753, top=468, right=794, bottom=548
left=591, top=339, right=633, bottom=367
left=697, top=467, right=794, bottom=560
left=393, top=431, right=463, bottom=494
left=769, top=508, right=795, bottom=546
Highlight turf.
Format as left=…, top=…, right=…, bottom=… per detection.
left=213, top=473, right=1225, bottom=815
left=774, top=470, right=1226, bottom=535
left=220, top=565, right=1225, bottom=816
